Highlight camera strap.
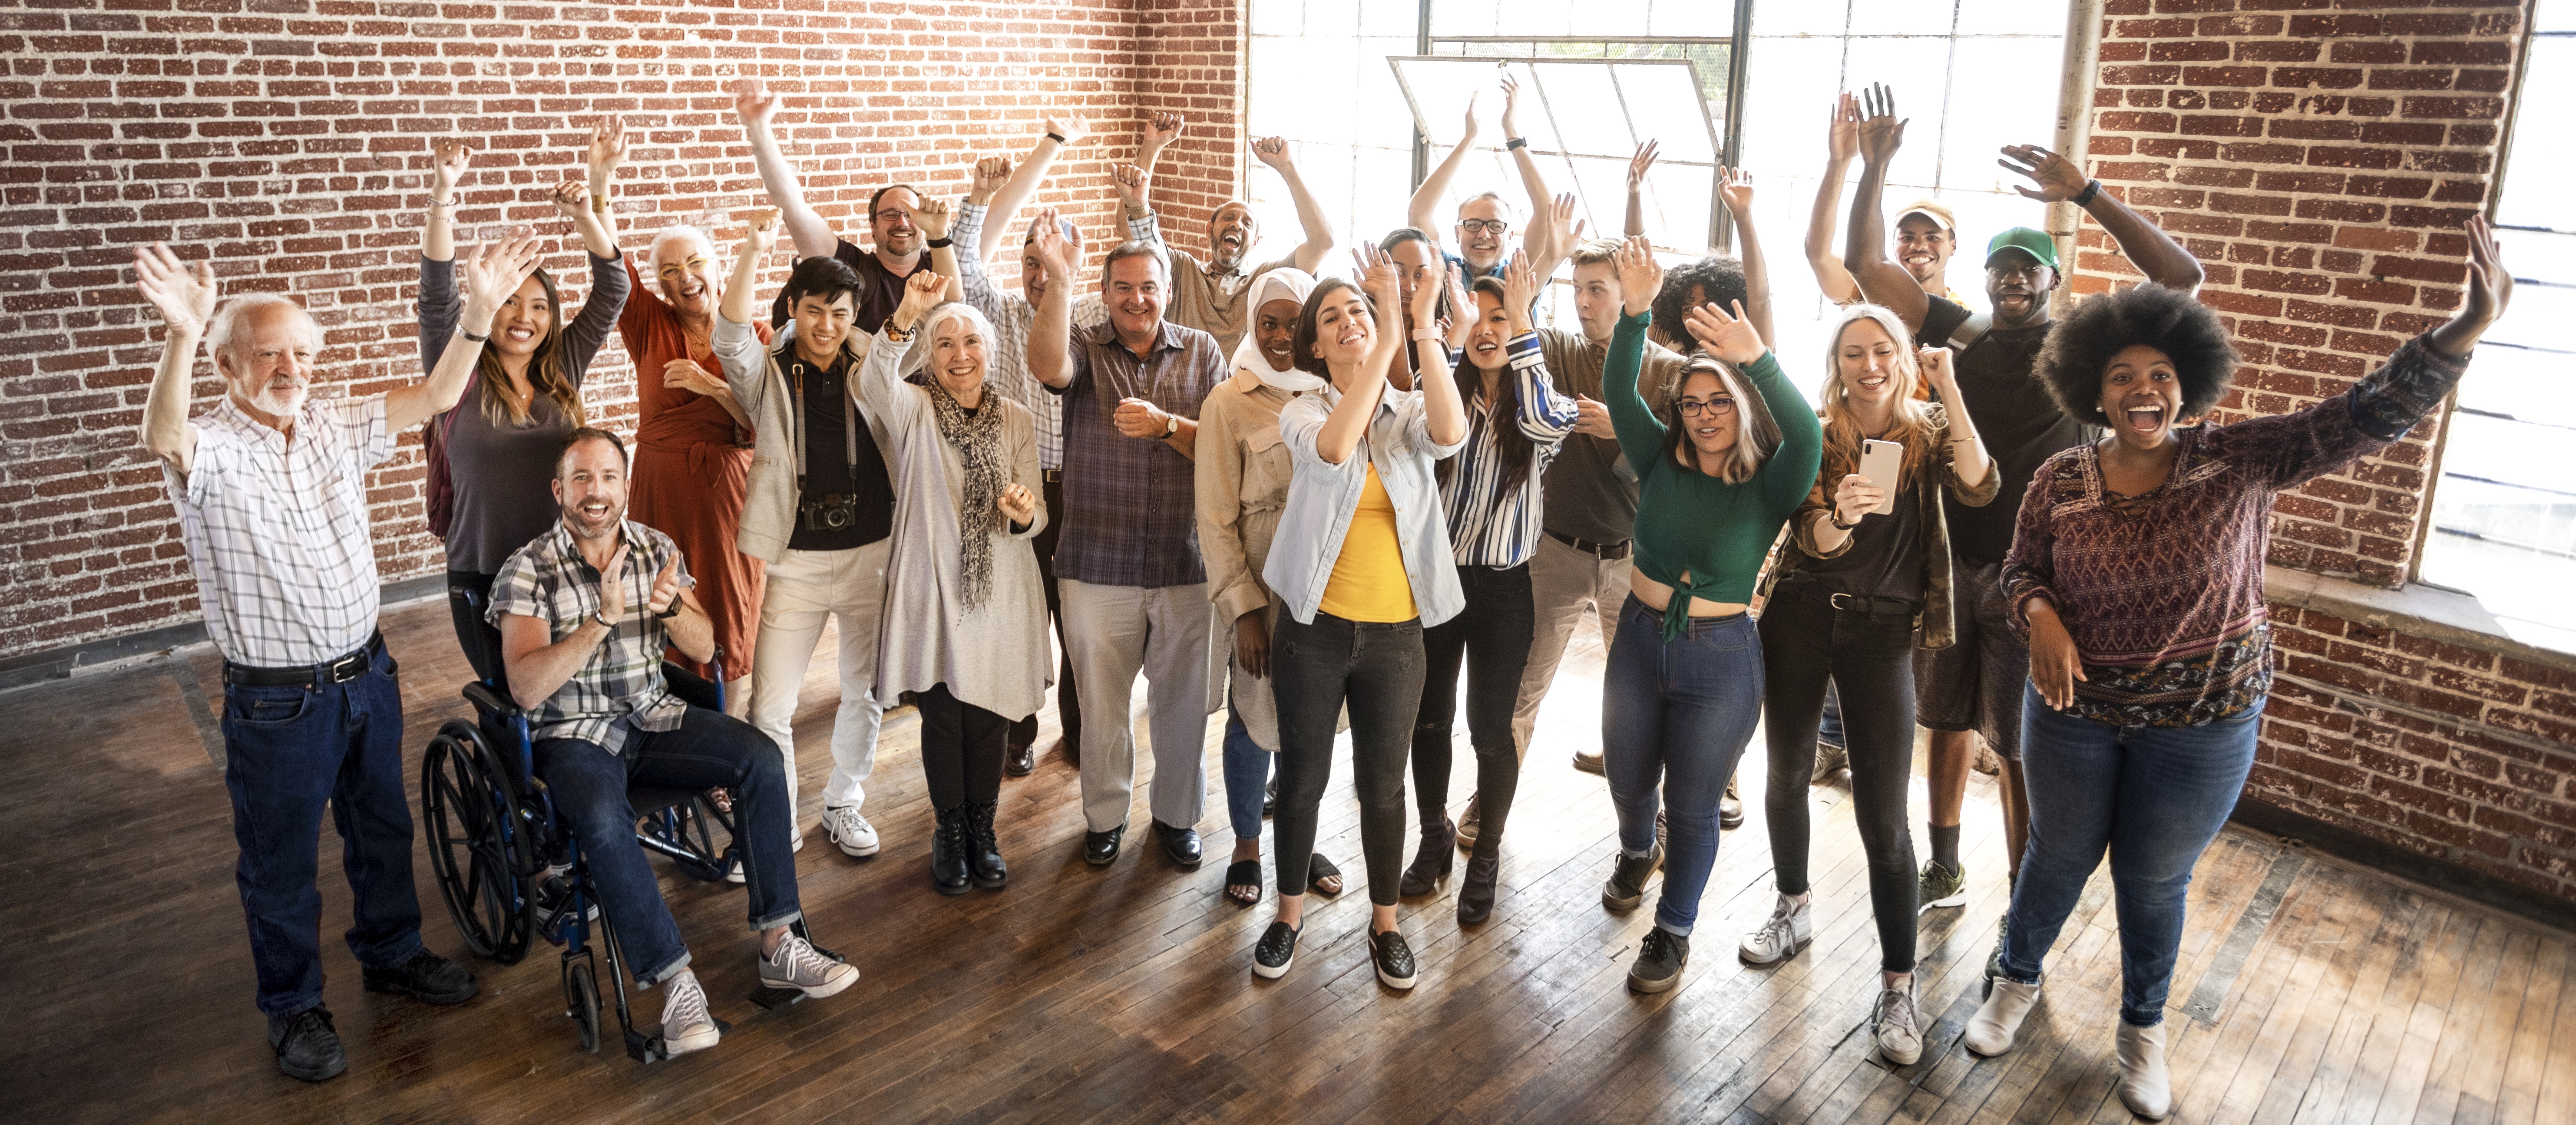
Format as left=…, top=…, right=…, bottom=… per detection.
left=789, top=356, right=860, bottom=492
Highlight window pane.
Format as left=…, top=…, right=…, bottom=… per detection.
left=2536, top=0, right=2576, bottom=33
left=1837, top=38, right=1951, bottom=190
left=1956, top=0, right=2060, bottom=37
left=1753, top=0, right=1846, bottom=37
left=2496, top=39, right=2574, bottom=231
left=1647, top=0, right=1739, bottom=37
left=1613, top=62, right=1722, bottom=163
left=1849, top=0, right=1957, bottom=37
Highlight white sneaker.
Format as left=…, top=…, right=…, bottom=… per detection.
left=2116, top=1021, right=2174, bottom=1119
left=1965, top=976, right=2041, bottom=1056
left=759, top=932, right=859, bottom=998
left=1739, top=893, right=1813, bottom=964
left=658, top=970, right=721, bottom=1056
left=822, top=804, right=880, bottom=858
left=1872, top=980, right=1924, bottom=1065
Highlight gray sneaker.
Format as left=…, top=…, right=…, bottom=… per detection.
left=759, top=932, right=858, bottom=998
left=658, top=971, right=721, bottom=1056
left=1873, top=980, right=1924, bottom=1065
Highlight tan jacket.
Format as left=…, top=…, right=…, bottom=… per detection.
left=1758, top=403, right=1999, bottom=650
left=710, top=319, right=896, bottom=564
left=1194, top=371, right=1297, bottom=626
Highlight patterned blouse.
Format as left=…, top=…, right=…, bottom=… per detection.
left=2001, top=334, right=2470, bottom=728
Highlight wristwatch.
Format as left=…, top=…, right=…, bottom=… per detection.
left=592, top=608, right=616, bottom=630
left=1163, top=412, right=1180, bottom=437
left=653, top=597, right=683, bottom=620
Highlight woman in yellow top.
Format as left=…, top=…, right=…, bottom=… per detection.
left=1254, top=244, right=1468, bottom=990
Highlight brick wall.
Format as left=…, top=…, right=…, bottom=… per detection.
left=2080, top=0, right=2573, bottom=904
left=0, top=0, right=1247, bottom=661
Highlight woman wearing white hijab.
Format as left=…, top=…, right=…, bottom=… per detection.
left=1195, top=267, right=1346, bottom=907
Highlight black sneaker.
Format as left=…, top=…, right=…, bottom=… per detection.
left=1602, top=844, right=1661, bottom=911
left=360, top=949, right=479, bottom=1005
left=1371, top=927, right=1418, bottom=990
left=268, top=1006, right=347, bottom=1082
left=1253, top=920, right=1301, bottom=979
left=1627, top=928, right=1689, bottom=993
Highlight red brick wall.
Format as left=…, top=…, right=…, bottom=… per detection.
left=0, top=0, right=1245, bottom=660
left=2081, top=0, right=2571, bottom=902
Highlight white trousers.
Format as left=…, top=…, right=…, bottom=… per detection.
left=750, top=541, right=890, bottom=815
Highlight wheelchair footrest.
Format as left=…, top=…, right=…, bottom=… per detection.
left=747, top=986, right=808, bottom=1012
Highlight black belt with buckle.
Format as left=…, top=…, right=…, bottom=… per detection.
left=223, top=631, right=386, bottom=688
left=1546, top=529, right=1631, bottom=561
left=1043, top=468, right=1063, bottom=485
left=1827, top=590, right=1920, bottom=617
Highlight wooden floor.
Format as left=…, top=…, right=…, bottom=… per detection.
left=5, top=596, right=2570, bottom=1125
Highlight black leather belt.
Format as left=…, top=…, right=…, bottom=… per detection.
left=1546, top=529, right=1630, bottom=560
left=223, top=631, right=385, bottom=688
left=1043, top=468, right=1063, bottom=485
left=1781, top=581, right=1918, bottom=617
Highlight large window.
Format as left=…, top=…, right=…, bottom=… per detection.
left=2418, top=0, right=2576, bottom=652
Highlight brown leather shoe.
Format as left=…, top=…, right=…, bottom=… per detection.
left=1004, top=741, right=1035, bottom=777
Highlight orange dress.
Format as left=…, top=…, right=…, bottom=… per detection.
left=618, top=259, right=769, bottom=683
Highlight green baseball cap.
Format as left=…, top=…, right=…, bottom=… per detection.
left=1985, top=227, right=2060, bottom=272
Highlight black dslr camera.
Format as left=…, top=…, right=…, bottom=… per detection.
left=799, top=492, right=860, bottom=532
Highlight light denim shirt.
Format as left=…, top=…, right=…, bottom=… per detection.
left=1263, top=381, right=1469, bottom=627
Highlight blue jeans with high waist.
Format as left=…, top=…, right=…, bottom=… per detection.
left=220, top=641, right=426, bottom=1019
left=1221, top=706, right=1270, bottom=845
left=534, top=706, right=802, bottom=987
left=1601, top=596, right=1766, bottom=937
left=1998, top=682, right=2265, bottom=1027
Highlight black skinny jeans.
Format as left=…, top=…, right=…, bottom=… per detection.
left=1271, top=610, right=1425, bottom=907
left=917, top=683, right=1007, bottom=810
left=1759, top=582, right=1921, bottom=973
left=1411, top=563, right=1534, bottom=860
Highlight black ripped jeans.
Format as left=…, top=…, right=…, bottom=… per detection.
left=1410, top=563, right=1534, bottom=860
left=1270, top=610, right=1425, bottom=907
left=1759, top=581, right=1921, bottom=973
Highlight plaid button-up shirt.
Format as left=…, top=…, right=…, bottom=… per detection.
left=1049, top=318, right=1227, bottom=589
left=486, top=519, right=690, bottom=754
left=946, top=201, right=1109, bottom=470
left=163, top=395, right=395, bottom=667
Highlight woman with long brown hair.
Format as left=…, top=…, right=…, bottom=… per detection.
left=421, top=121, right=630, bottom=687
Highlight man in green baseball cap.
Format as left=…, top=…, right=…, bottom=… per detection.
left=1837, top=81, right=2207, bottom=954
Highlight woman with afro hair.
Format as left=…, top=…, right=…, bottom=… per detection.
left=1960, top=218, right=2514, bottom=1121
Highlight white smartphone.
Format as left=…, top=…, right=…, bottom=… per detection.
left=1858, top=439, right=1903, bottom=516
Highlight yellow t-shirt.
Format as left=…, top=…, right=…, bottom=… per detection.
left=1317, top=462, right=1418, bottom=623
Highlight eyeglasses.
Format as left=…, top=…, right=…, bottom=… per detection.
left=1677, top=397, right=1736, bottom=416
left=1457, top=219, right=1511, bottom=236
left=875, top=209, right=913, bottom=223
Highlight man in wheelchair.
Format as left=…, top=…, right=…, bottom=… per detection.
left=491, top=427, right=860, bottom=1056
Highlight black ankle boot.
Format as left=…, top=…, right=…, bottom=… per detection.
left=930, top=806, right=972, bottom=895
left=966, top=799, right=1007, bottom=889
left=1399, top=817, right=1455, bottom=897
left=1457, top=853, right=1501, bottom=924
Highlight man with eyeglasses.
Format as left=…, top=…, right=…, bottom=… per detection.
left=736, top=79, right=962, bottom=332
left=1843, top=83, right=2203, bottom=911
left=1405, top=68, right=1558, bottom=283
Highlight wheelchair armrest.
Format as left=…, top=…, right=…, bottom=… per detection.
left=462, top=681, right=519, bottom=720
left=660, top=657, right=723, bottom=713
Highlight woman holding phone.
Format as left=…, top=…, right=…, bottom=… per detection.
left=1738, top=303, right=1994, bottom=1066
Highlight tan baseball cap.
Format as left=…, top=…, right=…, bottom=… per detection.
left=1895, top=199, right=1957, bottom=234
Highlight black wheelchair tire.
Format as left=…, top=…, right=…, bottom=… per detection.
left=422, top=720, right=537, bottom=963
left=564, top=958, right=602, bottom=1055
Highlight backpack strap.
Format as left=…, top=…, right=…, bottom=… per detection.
left=1945, top=311, right=1992, bottom=352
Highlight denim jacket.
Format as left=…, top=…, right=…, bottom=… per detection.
left=1264, top=381, right=1468, bottom=627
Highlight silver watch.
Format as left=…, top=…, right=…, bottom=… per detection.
left=1163, top=412, right=1179, bottom=436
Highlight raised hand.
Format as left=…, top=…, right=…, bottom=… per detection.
left=1548, top=191, right=1587, bottom=261
left=1857, top=82, right=1907, bottom=165
left=646, top=557, right=685, bottom=617
left=895, top=266, right=948, bottom=326
left=1028, top=208, right=1075, bottom=279
left=1999, top=144, right=2087, bottom=204
left=1826, top=92, right=1860, bottom=164
left=1498, top=65, right=1523, bottom=138
left=911, top=196, right=953, bottom=243
left=431, top=138, right=473, bottom=195
left=1044, top=114, right=1088, bottom=145
left=1251, top=136, right=1293, bottom=171
left=550, top=180, right=592, bottom=220
left=1613, top=235, right=1663, bottom=317
left=1718, top=166, right=1755, bottom=215
left=1502, top=251, right=1539, bottom=318
left=1627, top=140, right=1660, bottom=192
left=1409, top=253, right=1447, bottom=326
left=663, top=358, right=726, bottom=398
left=596, top=544, right=632, bottom=623
left=1917, top=344, right=1958, bottom=399
left=133, top=242, right=218, bottom=336
left=741, top=207, right=782, bottom=257
left=1353, top=241, right=1402, bottom=310
left=1683, top=300, right=1766, bottom=366
left=460, top=227, right=544, bottom=329
left=997, top=481, right=1038, bottom=526
left=732, top=78, right=779, bottom=128
left=587, top=115, right=628, bottom=180
left=2431, top=214, right=2514, bottom=359
left=969, top=156, right=1013, bottom=202
left=1458, top=89, right=1482, bottom=142
left=1111, top=163, right=1151, bottom=211
left=1141, top=111, right=1185, bottom=155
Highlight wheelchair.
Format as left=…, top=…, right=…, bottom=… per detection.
left=419, top=589, right=839, bottom=1062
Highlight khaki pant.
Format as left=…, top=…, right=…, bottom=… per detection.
left=1508, top=534, right=1631, bottom=759
left=749, top=541, right=891, bottom=816
left=1060, top=577, right=1214, bottom=834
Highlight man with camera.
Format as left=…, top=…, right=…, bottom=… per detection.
left=712, top=211, right=902, bottom=861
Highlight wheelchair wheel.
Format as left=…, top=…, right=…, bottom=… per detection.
left=564, top=958, right=602, bottom=1055
left=642, top=795, right=738, bottom=885
left=422, top=720, right=537, bottom=963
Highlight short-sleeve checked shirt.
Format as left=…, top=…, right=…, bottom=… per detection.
left=486, top=519, right=691, bottom=755
left=1049, top=319, right=1227, bottom=588
left=946, top=201, right=1108, bottom=470
left=163, top=395, right=396, bottom=667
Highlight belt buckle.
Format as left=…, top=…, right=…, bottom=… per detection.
left=323, top=650, right=367, bottom=684
left=1829, top=592, right=1857, bottom=611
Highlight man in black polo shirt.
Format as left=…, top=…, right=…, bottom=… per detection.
left=1843, top=83, right=2204, bottom=907
left=736, top=79, right=959, bottom=330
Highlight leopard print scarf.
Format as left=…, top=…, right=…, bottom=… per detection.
left=924, top=376, right=1009, bottom=609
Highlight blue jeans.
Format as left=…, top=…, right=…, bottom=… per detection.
left=1221, top=707, right=1271, bottom=846
left=1999, top=683, right=2265, bottom=1027
left=219, top=641, right=425, bottom=1018
left=1601, top=597, right=1765, bottom=937
left=534, top=707, right=803, bottom=986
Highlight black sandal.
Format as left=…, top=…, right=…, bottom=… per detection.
left=1224, top=860, right=1263, bottom=907
left=1307, top=853, right=1344, bottom=897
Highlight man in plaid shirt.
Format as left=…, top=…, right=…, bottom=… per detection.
left=492, top=428, right=858, bottom=1058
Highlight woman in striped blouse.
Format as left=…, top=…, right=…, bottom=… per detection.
left=1401, top=253, right=1576, bottom=923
